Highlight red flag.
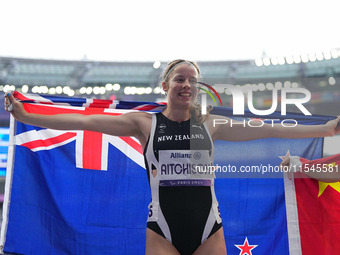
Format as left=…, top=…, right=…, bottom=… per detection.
left=287, top=154, right=340, bottom=254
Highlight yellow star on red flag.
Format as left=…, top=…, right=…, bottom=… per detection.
left=318, top=181, right=340, bottom=197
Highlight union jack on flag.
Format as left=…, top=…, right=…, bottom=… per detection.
left=12, top=91, right=166, bottom=170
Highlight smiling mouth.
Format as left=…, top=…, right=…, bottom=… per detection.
left=178, top=92, right=191, bottom=97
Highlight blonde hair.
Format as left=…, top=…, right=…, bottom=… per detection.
left=161, top=59, right=211, bottom=124
left=162, top=59, right=201, bottom=83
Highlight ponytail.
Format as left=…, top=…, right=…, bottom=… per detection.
left=190, top=102, right=212, bottom=124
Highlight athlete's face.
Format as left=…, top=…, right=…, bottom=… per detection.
left=162, top=64, right=199, bottom=107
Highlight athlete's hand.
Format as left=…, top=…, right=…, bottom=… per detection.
left=324, top=116, right=340, bottom=136
left=4, top=92, right=27, bottom=121
left=280, top=155, right=296, bottom=180
left=280, top=156, right=290, bottom=168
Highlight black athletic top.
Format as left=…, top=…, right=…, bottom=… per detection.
left=143, top=112, right=222, bottom=255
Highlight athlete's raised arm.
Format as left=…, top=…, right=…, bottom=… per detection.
left=4, top=92, right=151, bottom=146
left=207, top=114, right=340, bottom=142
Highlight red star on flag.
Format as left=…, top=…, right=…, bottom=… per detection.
left=235, top=237, right=258, bottom=255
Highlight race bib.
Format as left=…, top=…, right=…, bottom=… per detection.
left=158, top=150, right=214, bottom=186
